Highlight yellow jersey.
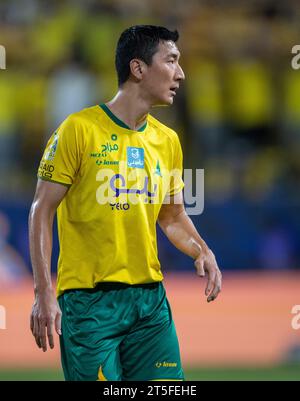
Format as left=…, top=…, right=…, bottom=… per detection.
left=38, top=104, right=184, bottom=296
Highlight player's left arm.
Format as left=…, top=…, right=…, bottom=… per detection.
left=157, top=191, right=222, bottom=302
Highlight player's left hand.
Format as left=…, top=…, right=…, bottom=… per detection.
left=194, top=249, right=222, bottom=302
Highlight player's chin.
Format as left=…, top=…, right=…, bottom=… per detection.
left=167, top=95, right=174, bottom=105
left=161, top=95, right=174, bottom=106
left=153, top=94, right=174, bottom=107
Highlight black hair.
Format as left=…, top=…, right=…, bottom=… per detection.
left=115, top=25, right=179, bottom=86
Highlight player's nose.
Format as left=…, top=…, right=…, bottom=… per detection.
left=176, top=64, right=185, bottom=81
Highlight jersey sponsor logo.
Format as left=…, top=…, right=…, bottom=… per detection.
left=96, top=160, right=119, bottom=166
left=111, top=134, right=118, bottom=141
left=110, top=173, right=157, bottom=200
left=96, top=162, right=161, bottom=206
left=109, top=202, right=130, bottom=211
left=38, top=161, right=55, bottom=179
left=127, top=147, right=144, bottom=168
left=100, top=142, right=119, bottom=157
left=45, top=132, right=59, bottom=161
left=90, top=142, right=119, bottom=161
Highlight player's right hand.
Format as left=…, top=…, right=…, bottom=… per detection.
left=30, top=289, right=62, bottom=352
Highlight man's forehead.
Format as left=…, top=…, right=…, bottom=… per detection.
left=157, top=40, right=180, bottom=57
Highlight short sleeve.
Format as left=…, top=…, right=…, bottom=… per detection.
left=166, top=133, right=185, bottom=196
left=37, top=115, right=83, bottom=186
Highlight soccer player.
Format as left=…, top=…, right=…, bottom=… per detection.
left=29, top=25, right=222, bottom=381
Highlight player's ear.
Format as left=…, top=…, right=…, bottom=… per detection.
left=129, top=59, right=145, bottom=81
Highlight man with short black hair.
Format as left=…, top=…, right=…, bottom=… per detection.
left=29, top=25, right=222, bottom=381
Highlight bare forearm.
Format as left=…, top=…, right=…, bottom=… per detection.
left=158, top=198, right=222, bottom=302
left=159, top=210, right=209, bottom=259
left=29, top=180, right=67, bottom=350
left=29, top=202, right=55, bottom=294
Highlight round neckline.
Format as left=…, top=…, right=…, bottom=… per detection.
left=99, top=103, right=147, bottom=132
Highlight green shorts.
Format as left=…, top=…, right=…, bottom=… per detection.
left=58, top=282, right=184, bottom=381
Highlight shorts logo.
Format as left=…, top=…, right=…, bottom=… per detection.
left=127, top=147, right=144, bottom=168
left=155, top=361, right=177, bottom=368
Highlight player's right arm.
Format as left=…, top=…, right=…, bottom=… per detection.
left=28, top=179, right=69, bottom=352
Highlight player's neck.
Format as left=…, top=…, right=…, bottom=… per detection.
left=106, top=88, right=150, bottom=131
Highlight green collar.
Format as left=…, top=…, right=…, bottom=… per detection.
left=100, top=103, right=147, bottom=132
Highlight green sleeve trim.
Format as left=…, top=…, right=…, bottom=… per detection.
left=37, top=175, right=72, bottom=188
left=99, top=103, right=147, bottom=132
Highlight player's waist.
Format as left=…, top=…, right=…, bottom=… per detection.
left=63, top=281, right=161, bottom=294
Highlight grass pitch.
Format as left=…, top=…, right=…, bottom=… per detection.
left=0, top=364, right=299, bottom=381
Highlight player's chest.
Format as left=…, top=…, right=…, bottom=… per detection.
left=81, top=131, right=170, bottom=205
left=86, top=132, right=169, bottom=175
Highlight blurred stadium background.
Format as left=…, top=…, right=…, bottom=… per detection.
left=0, top=0, right=300, bottom=381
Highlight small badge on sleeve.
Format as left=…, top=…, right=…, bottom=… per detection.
left=45, top=132, right=59, bottom=161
